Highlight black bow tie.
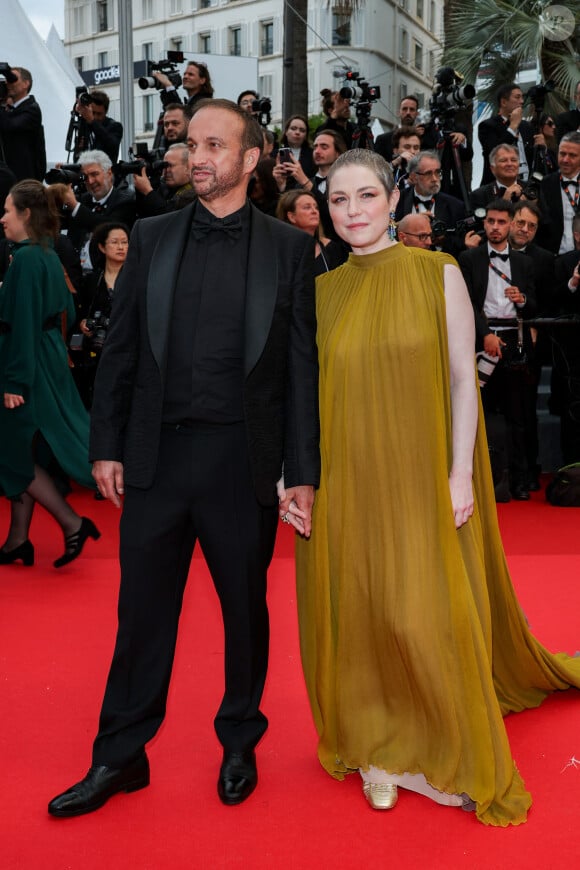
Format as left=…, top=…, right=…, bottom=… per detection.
left=92, top=203, right=106, bottom=213
left=490, top=251, right=509, bottom=261
left=191, top=214, right=243, bottom=241
left=413, top=196, right=433, bottom=210
left=561, top=178, right=579, bottom=188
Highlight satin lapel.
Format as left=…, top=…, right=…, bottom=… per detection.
left=245, top=206, right=277, bottom=376
left=146, top=204, right=194, bottom=370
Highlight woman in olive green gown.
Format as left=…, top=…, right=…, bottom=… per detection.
left=293, top=150, right=580, bottom=826
left=0, top=180, right=99, bottom=568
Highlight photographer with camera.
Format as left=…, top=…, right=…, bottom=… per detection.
left=0, top=65, right=46, bottom=181
left=133, top=143, right=192, bottom=218
left=71, top=222, right=130, bottom=408
left=59, top=149, right=136, bottom=270
left=478, top=83, right=541, bottom=187
left=315, top=89, right=355, bottom=150
left=72, top=90, right=123, bottom=164
left=153, top=60, right=214, bottom=110
left=390, top=127, right=422, bottom=189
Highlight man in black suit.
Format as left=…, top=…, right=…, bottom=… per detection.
left=555, top=81, right=580, bottom=142
left=0, top=66, right=46, bottom=181
left=536, top=132, right=580, bottom=254
left=551, top=219, right=580, bottom=464
left=395, top=150, right=466, bottom=255
left=72, top=90, right=123, bottom=164
left=60, top=149, right=136, bottom=267
left=458, top=200, right=536, bottom=499
left=478, top=83, right=539, bottom=186
left=470, top=144, right=523, bottom=211
left=509, top=201, right=555, bottom=488
left=48, top=99, right=320, bottom=818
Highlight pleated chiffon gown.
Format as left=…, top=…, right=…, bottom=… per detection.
left=295, top=243, right=580, bottom=826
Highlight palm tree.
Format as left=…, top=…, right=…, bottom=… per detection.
left=443, top=0, right=580, bottom=114
left=283, top=1, right=364, bottom=120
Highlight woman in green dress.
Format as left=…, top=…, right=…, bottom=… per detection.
left=293, top=149, right=580, bottom=826
left=0, top=180, right=99, bottom=568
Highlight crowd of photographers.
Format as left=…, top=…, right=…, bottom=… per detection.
left=2, top=58, right=580, bottom=496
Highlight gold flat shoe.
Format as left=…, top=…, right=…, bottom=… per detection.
left=363, top=782, right=398, bottom=810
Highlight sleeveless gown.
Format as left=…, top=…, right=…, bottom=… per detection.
left=295, top=243, right=580, bottom=826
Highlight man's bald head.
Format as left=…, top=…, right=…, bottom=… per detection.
left=397, top=213, right=433, bottom=249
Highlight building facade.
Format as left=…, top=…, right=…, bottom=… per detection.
left=64, top=0, right=444, bottom=146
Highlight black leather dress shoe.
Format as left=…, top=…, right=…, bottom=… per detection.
left=48, top=754, right=149, bottom=817
left=511, top=484, right=530, bottom=501
left=217, top=750, right=257, bottom=806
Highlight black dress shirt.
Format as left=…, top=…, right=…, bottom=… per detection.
left=162, top=200, right=250, bottom=424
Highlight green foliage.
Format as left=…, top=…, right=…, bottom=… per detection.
left=443, top=0, right=580, bottom=112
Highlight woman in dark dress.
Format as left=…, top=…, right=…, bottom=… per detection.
left=276, top=189, right=347, bottom=275
left=0, top=180, right=99, bottom=568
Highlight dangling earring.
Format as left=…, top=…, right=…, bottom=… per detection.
left=387, top=211, right=397, bottom=241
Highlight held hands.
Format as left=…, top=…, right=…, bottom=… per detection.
left=449, top=470, right=474, bottom=529
left=277, top=477, right=315, bottom=538
left=4, top=393, right=25, bottom=409
left=92, top=460, right=125, bottom=508
left=483, top=332, right=505, bottom=358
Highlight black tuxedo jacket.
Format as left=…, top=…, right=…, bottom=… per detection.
left=469, top=182, right=505, bottom=212
left=536, top=171, right=571, bottom=254
left=554, top=250, right=580, bottom=314
left=520, top=243, right=555, bottom=314
left=0, top=95, right=46, bottom=181
left=89, top=203, right=320, bottom=505
left=395, top=187, right=466, bottom=224
left=458, top=245, right=537, bottom=346
left=478, top=115, right=535, bottom=185
left=75, top=116, right=123, bottom=164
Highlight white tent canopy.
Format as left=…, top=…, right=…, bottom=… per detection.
left=0, top=1, right=84, bottom=166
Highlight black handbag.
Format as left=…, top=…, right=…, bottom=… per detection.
left=546, top=464, right=580, bottom=507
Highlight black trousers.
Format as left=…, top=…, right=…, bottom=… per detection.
left=92, top=422, right=278, bottom=768
left=481, top=328, right=533, bottom=485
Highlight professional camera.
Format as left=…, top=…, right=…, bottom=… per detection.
left=44, top=163, right=84, bottom=186
left=75, top=85, right=92, bottom=108
left=250, top=95, right=272, bottom=127
left=517, top=175, right=540, bottom=202
left=138, top=52, right=183, bottom=91
left=527, top=80, right=555, bottom=115
left=339, top=69, right=381, bottom=106
left=0, top=62, right=17, bottom=102
left=431, top=208, right=486, bottom=241
left=114, top=144, right=167, bottom=186
left=84, top=310, right=111, bottom=351
left=429, top=67, right=475, bottom=124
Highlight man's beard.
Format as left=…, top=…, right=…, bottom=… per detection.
left=191, top=153, right=246, bottom=202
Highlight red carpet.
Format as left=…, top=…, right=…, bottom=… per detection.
left=2, top=486, right=580, bottom=869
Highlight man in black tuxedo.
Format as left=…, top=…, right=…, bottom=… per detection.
left=395, top=150, right=465, bottom=255
left=470, top=144, right=524, bottom=211
left=536, top=132, right=580, bottom=254
left=60, top=149, right=136, bottom=266
left=477, top=83, right=539, bottom=186
left=48, top=99, right=320, bottom=818
left=0, top=66, right=46, bottom=181
left=509, top=201, right=555, bottom=488
left=458, top=200, right=536, bottom=499
left=153, top=60, right=214, bottom=111
left=555, top=81, right=580, bottom=142
left=551, top=220, right=580, bottom=464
